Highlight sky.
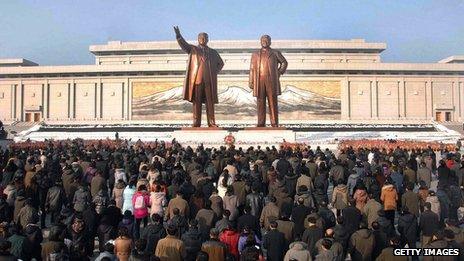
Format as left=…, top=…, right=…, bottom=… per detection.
left=0, top=0, right=463, bottom=65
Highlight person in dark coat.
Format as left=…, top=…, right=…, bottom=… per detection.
left=140, top=214, right=166, bottom=256
left=45, top=180, right=66, bottom=224
left=444, top=228, right=464, bottom=260
left=0, top=240, right=16, bottom=261
left=420, top=202, right=440, bottom=247
left=448, top=184, right=461, bottom=220
left=24, top=224, right=43, bottom=260
left=237, top=206, right=261, bottom=239
left=169, top=208, right=189, bottom=238
left=341, top=200, right=362, bottom=235
left=8, top=224, right=31, bottom=260
left=284, top=171, right=298, bottom=198
left=333, top=216, right=350, bottom=255
left=181, top=219, right=203, bottom=261
left=348, top=222, right=375, bottom=261
left=424, top=230, right=455, bottom=261
left=262, top=221, right=287, bottom=261
left=318, top=201, right=336, bottom=230
left=302, top=216, right=324, bottom=258
left=371, top=221, right=388, bottom=259
left=313, top=166, right=329, bottom=206
left=401, top=182, right=420, bottom=217
left=397, top=207, right=418, bottom=248
left=65, top=215, right=93, bottom=259
left=214, top=210, right=233, bottom=234
left=276, top=155, right=292, bottom=177
left=195, top=199, right=218, bottom=241
left=376, top=209, right=396, bottom=237
left=291, top=197, right=311, bottom=238
left=376, top=236, right=407, bottom=261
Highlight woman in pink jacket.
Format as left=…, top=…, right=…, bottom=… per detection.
left=132, top=184, right=150, bottom=238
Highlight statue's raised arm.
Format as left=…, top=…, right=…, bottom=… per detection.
left=173, top=26, right=192, bottom=53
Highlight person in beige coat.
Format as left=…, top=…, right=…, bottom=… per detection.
left=155, top=225, right=186, bottom=261
left=363, top=195, right=382, bottom=229
left=284, top=241, right=311, bottom=261
left=331, top=181, right=348, bottom=217
left=112, top=180, right=126, bottom=210
left=166, top=191, right=189, bottom=220
left=114, top=227, right=133, bottom=261
left=223, top=186, right=239, bottom=221
left=260, top=196, right=280, bottom=230
left=296, top=172, right=314, bottom=194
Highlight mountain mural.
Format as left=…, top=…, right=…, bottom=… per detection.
left=132, top=85, right=341, bottom=120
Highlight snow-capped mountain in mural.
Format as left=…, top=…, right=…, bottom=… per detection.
left=132, top=85, right=340, bottom=118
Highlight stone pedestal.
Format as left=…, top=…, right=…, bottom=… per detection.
left=172, top=128, right=229, bottom=145
left=236, top=128, right=295, bottom=145
left=244, top=127, right=287, bottom=131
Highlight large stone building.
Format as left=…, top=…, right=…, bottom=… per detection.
left=0, top=39, right=463, bottom=124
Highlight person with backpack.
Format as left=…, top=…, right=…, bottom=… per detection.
left=132, top=185, right=150, bottom=239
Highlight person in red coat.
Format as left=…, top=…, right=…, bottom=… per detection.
left=219, top=225, right=240, bottom=259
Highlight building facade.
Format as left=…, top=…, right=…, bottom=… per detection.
left=0, top=39, right=463, bottom=123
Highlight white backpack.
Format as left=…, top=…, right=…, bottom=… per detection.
left=134, top=195, right=146, bottom=209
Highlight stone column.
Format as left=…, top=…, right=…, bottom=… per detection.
left=341, top=77, right=350, bottom=120
left=11, top=84, right=16, bottom=120
left=398, top=79, right=406, bottom=118
left=96, top=80, right=102, bottom=119
left=127, top=79, right=132, bottom=120
left=425, top=80, right=434, bottom=120
left=70, top=80, right=76, bottom=119
left=452, top=80, right=459, bottom=122
left=18, top=82, right=24, bottom=121
left=372, top=80, right=379, bottom=119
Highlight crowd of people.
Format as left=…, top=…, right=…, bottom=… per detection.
left=0, top=138, right=463, bottom=260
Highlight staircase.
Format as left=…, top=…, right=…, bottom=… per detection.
left=4, top=121, right=43, bottom=139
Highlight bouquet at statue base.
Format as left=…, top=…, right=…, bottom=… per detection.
left=224, top=133, right=236, bottom=146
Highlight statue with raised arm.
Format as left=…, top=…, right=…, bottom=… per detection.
left=174, top=26, right=224, bottom=127
left=249, top=35, right=288, bottom=127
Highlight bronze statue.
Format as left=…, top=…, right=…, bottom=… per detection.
left=249, top=35, right=288, bottom=127
left=174, top=26, right=224, bottom=127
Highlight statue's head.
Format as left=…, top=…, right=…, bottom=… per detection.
left=198, top=32, right=209, bottom=46
left=260, top=35, right=271, bottom=48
